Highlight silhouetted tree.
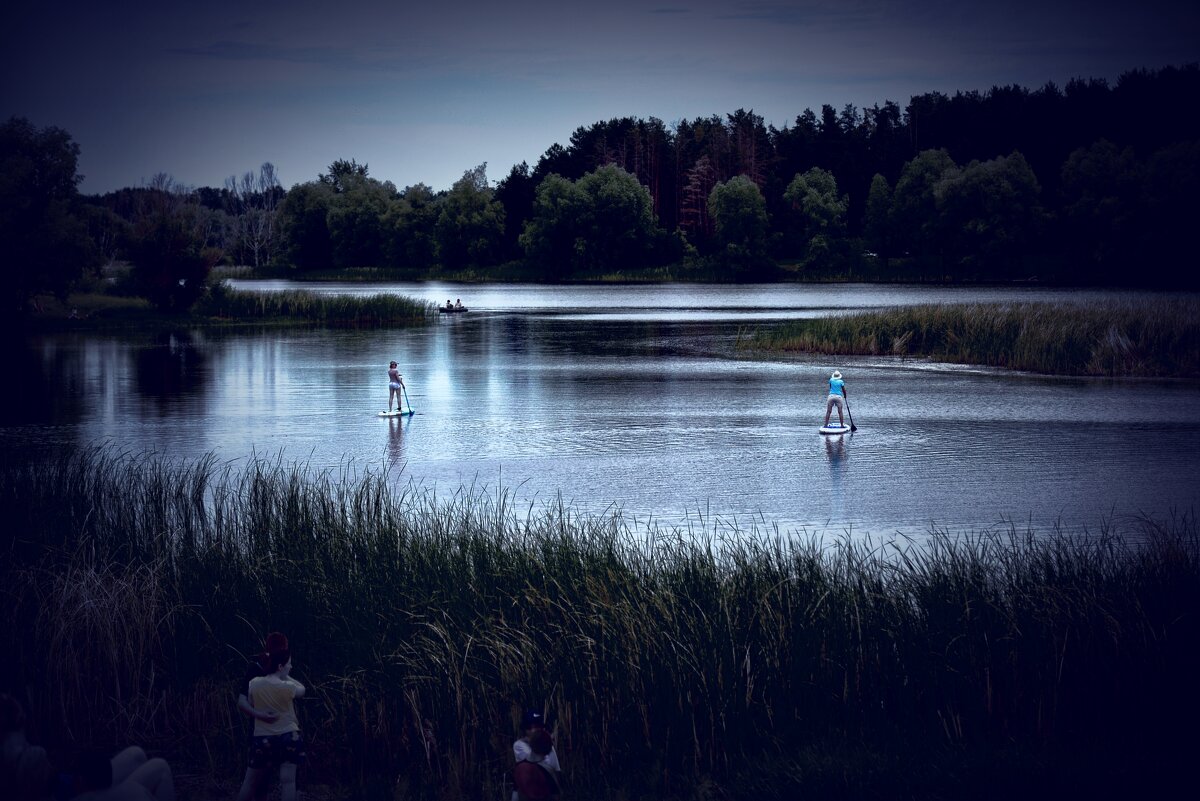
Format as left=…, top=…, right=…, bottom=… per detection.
left=892, top=149, right=958, bottom=271
left=1142, top=140, right=1200, bottom=287
left=864, top=173, right=893, bottom=263
left=277, top=182, right=333, bottom=271
left=494, top=162, right=537, bottom=261
left=127, top=178, right=220, bottom=311
left=382, top=183, right=440, bottom=270
left=521, top=165, right=664, bottom=278
left=224, top=162, right=282, bottom=268
left=520, top=174, right=586, bottom=281
left=784, top=167, right=849, bottom=271
left=1059, top=139, right=1145, bottom=283
left=0, top=117, right=99, bottom=312
left=436, top=164, right=504, bottom=271
left=708, top=175, right=771, bottom=280
left=934, top=152, right=1044, bottom=279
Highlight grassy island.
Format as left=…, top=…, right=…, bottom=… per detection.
left=2, top=447, right=1196, bottom=799
left=743, top=299, right=1200, bottom=377
left=23, top=285, right=436, bottom=330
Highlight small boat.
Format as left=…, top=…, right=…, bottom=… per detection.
left=438, top=306, right=469, bottom=314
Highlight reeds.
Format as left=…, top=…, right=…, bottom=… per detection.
left=745, top=298, right=1200, bottom=376
left=194, top=284, right=436, bottom=326
left=1, top=446, right=1196, bottom=798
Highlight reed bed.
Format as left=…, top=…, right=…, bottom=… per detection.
left=194, top=285, right=436, bottom=326
left=745, top=298, right=1200, bottom=376
left=1, top=447, right=1197, bottom=799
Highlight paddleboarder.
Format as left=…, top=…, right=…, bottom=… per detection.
left=824, top=370, right=847, bottom=428
left=387, top=361, right=406, bottom=413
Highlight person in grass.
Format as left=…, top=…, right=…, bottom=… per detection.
left=234, top=633, right=287, bottom=801
left=235, top=639, right=306, bottom=801
left=69, top=748, right=176, bottom=801
left=1, top=694, right=51, bottom=801
left=3, top=693, right=175, bottom=801
left=387, top=361, right=406, bottom=413
left=824, top=369, right=848, bottom=428
left=511, top=709, right=560, bottom=801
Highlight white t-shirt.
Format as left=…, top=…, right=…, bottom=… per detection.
left=248, top=674, right=303, bottom=736
left=512, top=737, right=561, bottom=772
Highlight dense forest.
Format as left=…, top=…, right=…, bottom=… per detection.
left=4, top=64, right=1199, bottom=314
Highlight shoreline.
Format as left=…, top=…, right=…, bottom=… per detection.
left=21, top=285, right=1200, bottom=379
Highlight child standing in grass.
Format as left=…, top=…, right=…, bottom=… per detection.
left=511, top=710, right=561, bottom=801
left=236, top=641, right=306, bottom=801
left=234, top=633, right=286, bottom=801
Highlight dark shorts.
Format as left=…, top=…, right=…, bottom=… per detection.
left=247, top=731, right=306, bottom=769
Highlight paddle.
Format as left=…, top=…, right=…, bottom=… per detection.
left=402, top=385, right=413, bottom=414
left=844, top=389, right=858, bottom=432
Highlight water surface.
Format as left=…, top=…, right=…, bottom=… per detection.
left=7, top=283, right=1198, bottom=538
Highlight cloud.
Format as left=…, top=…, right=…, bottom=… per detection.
left=714, top=0, right=887, bottom=32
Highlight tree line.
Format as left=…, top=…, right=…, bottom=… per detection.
left=3, top=64, right=1198, bottom=314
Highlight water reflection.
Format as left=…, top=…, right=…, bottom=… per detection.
left=12, top=338, right=84, bottom=426
left=133, top=331, right=208, bottom=412
left=7, top=284, right=1200, bottom=538
left=825, top=433, right=849, bottom=522
left=385, top=414, right=409, bottom=469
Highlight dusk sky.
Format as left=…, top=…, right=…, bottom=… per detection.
left=4, top=0, right=1197, bottom=195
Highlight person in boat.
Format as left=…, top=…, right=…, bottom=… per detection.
left=445, top=299, right=454, bottom=310
left=454, top=298, right=463, bottom=309
left=387, top=361, right=405, bottom=413
left=824, top=370, right=847, bottom=428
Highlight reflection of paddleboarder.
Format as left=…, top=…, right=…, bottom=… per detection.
left=825, top=432, right=847, bottom=522
left=386, top=415, right=407, bottom=467
left=387, top=361, right=405, bottom=413
left=824, top=432, right=847, bottom=467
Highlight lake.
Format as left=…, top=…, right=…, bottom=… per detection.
left=7, top=282, right=1199, bottom=539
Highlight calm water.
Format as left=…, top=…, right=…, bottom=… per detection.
left=7, top=283, right=1200, bottom=538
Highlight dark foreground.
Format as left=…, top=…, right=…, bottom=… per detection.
left=2, top=447, right=1197, bottom=800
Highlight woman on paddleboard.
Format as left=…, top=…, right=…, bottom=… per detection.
left=388, top=361, right=405, bottom=413
left=824, top=370, right=847, bottom=428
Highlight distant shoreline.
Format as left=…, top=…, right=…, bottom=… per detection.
left=21, top=285, right=1200, bottom=380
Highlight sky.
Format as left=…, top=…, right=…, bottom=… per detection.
left=3, top=0, right=1198, bottom=195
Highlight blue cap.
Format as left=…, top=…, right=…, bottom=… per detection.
left=521, top=709, right=545, bottom=728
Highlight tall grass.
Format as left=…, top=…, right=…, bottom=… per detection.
left=194, top=284, right=435, bottom=326
left=1, top=447, right=1197, bottom=799
left=745, top=299, right=1200, bottom=376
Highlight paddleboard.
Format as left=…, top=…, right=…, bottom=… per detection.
left=378, top=409, right=415, bottom=417
left=819, top=423, right=852, bottom=435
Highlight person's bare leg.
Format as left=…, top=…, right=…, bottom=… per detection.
left=279, top=762, right=298, bottom=801
left=110, top=746, right=147, bottom=785
left=125, top=757, right=175, bottom=801
left=236, top=766, right=269, bottom=801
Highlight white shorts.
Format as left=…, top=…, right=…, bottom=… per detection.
left=826, top=394, right=845, bottom=413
